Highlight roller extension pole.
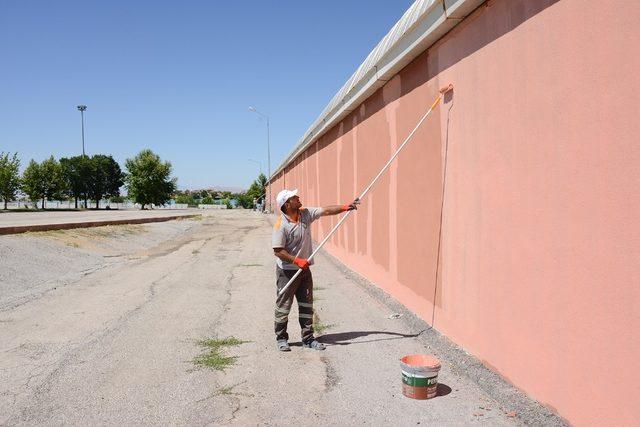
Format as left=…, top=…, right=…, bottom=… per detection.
left=278, top=85, right=453, bottom=297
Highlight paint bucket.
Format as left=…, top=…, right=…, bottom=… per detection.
left=400, top=354, right=441, bottom=399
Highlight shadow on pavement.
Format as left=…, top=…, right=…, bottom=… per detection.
left=436, top=383, right=452, bottom=397
left=315, top=330, right=426, bottom=346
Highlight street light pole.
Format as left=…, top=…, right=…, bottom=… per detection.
left=77, top=105, right=87, bottom=156
left=249, top=106, right=272, bottom=213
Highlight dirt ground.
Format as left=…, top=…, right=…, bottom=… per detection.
left=0, top=210, right=564, bottom=425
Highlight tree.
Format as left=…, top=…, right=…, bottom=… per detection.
left=174, top=191, right=196, bottom=206
left=125, top=149, right=177, bottom=209
left=21, top=160, right=43, bottom=208
left=232, top=192, right=251, bottom=209
left=41, top=156, right=66, bottom=208
left=0, top=152, right=21, bottom=209
left=22, top=157, right=66, bottom=209
left=87, top=155, right=124, bottom=209
left=60, top=156, right=91, bottom=209
left=246, top=173, right=267, bottom=210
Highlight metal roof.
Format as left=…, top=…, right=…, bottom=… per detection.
left=271, top=0, right=484, bottom=180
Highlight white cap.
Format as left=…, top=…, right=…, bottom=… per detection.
left=276, top=188, right=298, bottom=208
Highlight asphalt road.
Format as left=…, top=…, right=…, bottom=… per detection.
left=0, top=210, right=549, bottom=425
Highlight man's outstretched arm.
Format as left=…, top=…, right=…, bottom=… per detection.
left=320, top=199, right=360, bottom=216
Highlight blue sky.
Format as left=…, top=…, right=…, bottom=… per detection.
left=0, top=1, right=414, bottom=189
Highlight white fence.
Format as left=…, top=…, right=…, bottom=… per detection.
left=3, top=201, right=189, bottom=210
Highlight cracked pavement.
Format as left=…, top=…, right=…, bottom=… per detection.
left=0, top=210, right=555, bottom=425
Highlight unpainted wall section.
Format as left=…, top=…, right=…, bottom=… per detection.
left=268, top=0, right=640, bottom=424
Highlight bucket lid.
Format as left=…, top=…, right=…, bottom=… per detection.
left=400, top=354, right=441, bottom=369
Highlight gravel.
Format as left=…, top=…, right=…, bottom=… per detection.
left=0, top=220, right=198, bottom=311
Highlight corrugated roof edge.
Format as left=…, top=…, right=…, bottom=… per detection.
left=270, top=0, right=485, bottom=182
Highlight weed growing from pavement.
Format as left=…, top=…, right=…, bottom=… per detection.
left=313, top=286, right=327, bottom=291
left=193, top=351, right=236, bottom=371
left=195, top=381, right=252, bottom=402
left=199, top=337, right=247, bottom=348
left=239, top=263, right=262, bottom=267
left=217, top=386, right=235, bottom=395
left=314, top=322, right=336, bottom=333
left=214, top=381, right=253, bottom=397
left=192, top=337, right=249, bottom=371
left=313, top=313, right=336, bottom=334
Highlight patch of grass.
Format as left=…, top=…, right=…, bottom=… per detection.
left=313, top=313, right=336, bottom=334
left=313, top=286, right=327, bottom=291
left=239, top=263, right=262, bottom=267
left=192, top=336, right=249, bottom=371
left=217, top=386, right=235, bottom=396
left=198, top=337, right=248, bottom=349
left=193, top=352, right=237, bottom=371
left=216, top=381, right=252, bottom=397
left=195, top=381, right=251, bottom=400
left=314, top=322, right=336, bottom=334
left=192, top=249, right=200, bottom=255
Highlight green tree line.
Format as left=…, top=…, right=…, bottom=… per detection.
left=0, top=149, right=176, bottom=210
left=173, top=173, right=267, bottom=210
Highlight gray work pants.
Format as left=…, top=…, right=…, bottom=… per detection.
left=274, top=266, right=314, bottom=343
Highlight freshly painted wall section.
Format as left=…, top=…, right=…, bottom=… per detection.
left=269, top=0, right=640, bottom=424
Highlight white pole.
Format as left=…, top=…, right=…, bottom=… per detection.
left=277, top=91, right=447, bottom=297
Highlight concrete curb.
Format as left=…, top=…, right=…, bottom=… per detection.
left=0, top=215, right=200, bottom=236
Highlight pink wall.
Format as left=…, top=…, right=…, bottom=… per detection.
left=269, top=0, right=640, bottom=424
